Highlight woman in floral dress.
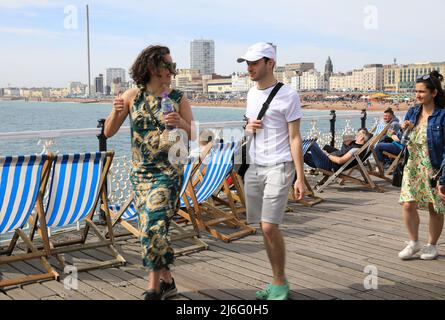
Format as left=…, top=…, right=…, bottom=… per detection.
left=399, top=71, right=445, bottom=261
left=104, top=45, right=193, bottom=299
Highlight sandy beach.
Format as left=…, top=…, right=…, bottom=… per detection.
left=186, top=99, right=412, bottom=112
left=300, top=101, right=411, bottom=112
left=1, top=97, right=413, bottom=112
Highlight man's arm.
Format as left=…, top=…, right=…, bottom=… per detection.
left=288, top=119, right=305, bottom=200
left=327, top=150, right=355, bottom=165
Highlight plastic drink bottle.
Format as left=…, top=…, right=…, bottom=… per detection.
left=161, top=92, right=175, bottom=131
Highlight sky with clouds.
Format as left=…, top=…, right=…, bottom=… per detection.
left=1, top=0, right=444, bottom=87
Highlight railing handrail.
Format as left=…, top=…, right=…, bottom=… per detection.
left=0, top=110, right=405, bottom=141
left=0, top=127, right=102, bottom=140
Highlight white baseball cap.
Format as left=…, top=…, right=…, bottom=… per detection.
left=237, top=42, right=276, bottom=63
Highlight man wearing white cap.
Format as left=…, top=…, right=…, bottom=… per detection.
left=238, top=42, right=305, bottom=300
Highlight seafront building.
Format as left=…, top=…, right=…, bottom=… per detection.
left=190, top=39, right=215, bottom=75
left=206, top=77, right=233, bottom=96
left=295, top=69, right=328, bottom=91
left=3, top=58, right=445, bottom=99
left=95, top=74, right=104, bottom=94
left=231, top=73, right=254, bottom=93
left=105, top=68, right=126, bottom=89
left=329, top=64, right=384, bottom=92
left=384, top=62, right=445, bottom=92
left=324, top=57, right=334, bottom=81
left=69, top=82, right=87, bottom=96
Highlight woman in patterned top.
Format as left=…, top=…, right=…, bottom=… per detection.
left=104, top=45, right=193, bottom=300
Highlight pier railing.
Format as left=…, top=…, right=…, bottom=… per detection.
left=0, top=109, right=395, bottom=155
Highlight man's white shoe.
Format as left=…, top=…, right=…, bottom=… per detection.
left=398, top=241, right=422, bottom=260
left=420, top=244, right=439, bottom=260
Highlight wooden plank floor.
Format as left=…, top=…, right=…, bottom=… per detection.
left=1, top=178, right=445, bottom=300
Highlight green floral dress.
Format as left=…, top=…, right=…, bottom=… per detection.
left=399, top=122, right=445, bottom=214
left=129, top=87, right=184, bottom=270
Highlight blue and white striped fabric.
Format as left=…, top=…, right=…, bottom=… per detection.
left=45, top=152, right=106, bottom=228
left=180, top=142, right=239, bottom=207
left=0, top=155, right=48, bottom=234
left=179, top=157, right=194, bottom=198
left=109, top=157, right=196, bottom=222
left=302, top=138, right=317, bottom=155
left=109, top=203, right=138, bottom=222
left=373, top=123, right=387, bottom=135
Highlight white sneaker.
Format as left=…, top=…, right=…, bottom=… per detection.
left=420, top=244, right=439, bottom=260
left=398, top=241, right=422, bottom=260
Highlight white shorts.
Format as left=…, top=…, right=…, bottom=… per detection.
left=244, top=162, right=295, bottom=225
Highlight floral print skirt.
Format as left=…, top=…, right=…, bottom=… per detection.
left=399, top=123, right=445, bottom=214
left=131, top=170, right=182, bottom=271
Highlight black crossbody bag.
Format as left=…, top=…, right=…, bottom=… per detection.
left=237, top=82, right=284, bottom=180
left=392, top=146, right=408, bottom=187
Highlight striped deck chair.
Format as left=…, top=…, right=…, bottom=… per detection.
left=201, top=158, right=248, bottom=220
left=0, top=154, right=59, bottom=288
left=178, top=142, right=256, bottom=243
left=315, top=123, right=391, bottom=193
left=368, top=122, right=399, bottom=182
left=371, top=122, right=387, bottom=135
left=106, top=156, right=209, bottom=255
left=288, top=138, right=324, bottom=207
left=29, top=151, right=126, bottom=272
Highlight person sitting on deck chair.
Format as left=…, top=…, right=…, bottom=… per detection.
left=374, top=108, right=403, bottom=169
left=190, top=129, right=216, bottom=186
left=304, top=128, right=373, bottom=171
left=190, top=129, right=215, bottom=159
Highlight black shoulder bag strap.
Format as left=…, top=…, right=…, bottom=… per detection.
left=256, top=82, right=284, bottom=122
left=238, top=82, right=284, bottom=180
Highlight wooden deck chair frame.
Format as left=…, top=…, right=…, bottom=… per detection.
left=197, top=165, right=247, bottom=220
left=28, top=151, right=126, bottom=273
left=288, top=175, right=324, bottom=207
left=105, top=153, right=210, bottom=256
left=288, top=138, right=324, bottom=207
left=314, top=124, right=391, bottom=193
left=366, top=124, right=402, bottom=182
left=0, top=154, right=59, bottom=288
left=366, top=145, right=402, bottom=181
left=383, top=150, right=402, bottom=176
left=177, top=142, right=256, bottom=243
left=198, top=140, right=248, bottom=220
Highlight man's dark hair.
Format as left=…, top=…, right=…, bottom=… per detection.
left=384, top=107, right=394, bottom=115
left=130, top=45, right=171, bottom=87
left=263, top=57, right=275, bottom=68
left=358, top=128, right=373, bottom=143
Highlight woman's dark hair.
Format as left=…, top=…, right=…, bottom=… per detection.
left=130, top=45, right=171, bottom=87
left=416, top=70, right=445, bottom=108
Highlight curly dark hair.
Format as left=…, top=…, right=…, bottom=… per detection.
left=129, top=45, right=171, bottom=87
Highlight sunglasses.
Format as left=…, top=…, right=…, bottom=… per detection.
left=416, top=74, right=437, bottom=89
left=160, top=61, right=177, bottom=74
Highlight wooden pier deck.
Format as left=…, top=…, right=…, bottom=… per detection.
left=1, top=179, right=445, bottom=300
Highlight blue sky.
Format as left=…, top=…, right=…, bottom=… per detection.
left=1, top=0, right=444, bottom=87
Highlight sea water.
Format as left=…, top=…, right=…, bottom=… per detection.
left=0, top=100, right=382, bottom=156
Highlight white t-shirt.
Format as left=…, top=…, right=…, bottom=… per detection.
left=245, top=83, right=302, bottom=166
